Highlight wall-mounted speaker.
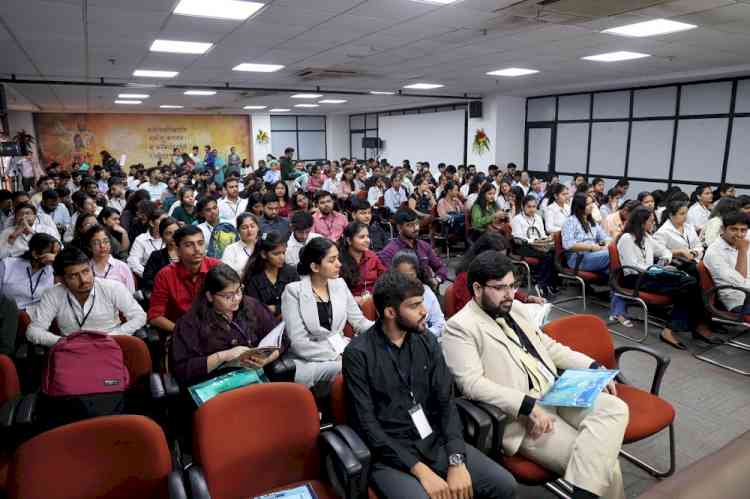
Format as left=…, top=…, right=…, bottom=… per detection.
left=469, top=100, right=482, bottom=119
left=362, top=137, right=382, bottom=148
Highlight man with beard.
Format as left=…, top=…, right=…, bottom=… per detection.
left=343, top=271, right=517, bottom=499
left=312, top=190, right=348, bottom=242
left=441, top=252, right=628, bottom=499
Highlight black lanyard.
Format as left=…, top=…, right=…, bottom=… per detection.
left=385, top=340, right=416, bottom=404
left=26, top=267, right=44, bottom=298
left=67, top=288, right=96, bottom=329
left=148, top=237, right=162, bottom=251
left=94, top=263, right=112, bottom=279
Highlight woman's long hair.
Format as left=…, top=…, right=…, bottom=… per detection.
left=123, top=189, right=150, bottom=214
left=690, top=184, right=712, bottom=206
left=456, top=232, right=509, bottom=274
left=297, top=237, right=335, bottom=276
left=544, top=183, right=566, bottom=207
left=191, top=264, right=256, bottom=340
left=337, top=222, right=369, bottom=291
left=476, top=182, right=496, bottom=214
left=661, top=200, right=689, bottom=226
left=241, top=231, right=286, bottom=285
left=621, top=206, right=653, bottom=249
left=571, top=192, right=595, bottom=233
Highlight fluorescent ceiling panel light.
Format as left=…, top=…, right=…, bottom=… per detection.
left=291, top=93, right=323, bottom=99
left=603, top=18, right=697, bottom=37
left=184, top=90, right=217, bottom=95
left=318, top=99, right=347, bottom=104
left=160, top=105, right=184, bottom=109
left=232, top=63, right=284, bottom=72
left=410, top=0, right=458, bottom=4
left=118, top=93, right=149, bottom=99
left=486, top=67, right=539, bottom=77
left=174, top=0, right=264, bottom=21
left=150, top=39, right=213, bottom=54
left=269, top=108, right=290, bottom=112
left=582, top=51, right=650, bottom=62
left=403, top=83, right=444, bottom=90
left=126, top=83, right=161, bottom=88
left=133, top=69, right=178, bottom=78
left=370, top=90, right=395, bottom=95
left=294, top=103, right=319, bottom=108
left=115, top=100, right=142, bottom=105
left=243, top=105, right=268, bottom=109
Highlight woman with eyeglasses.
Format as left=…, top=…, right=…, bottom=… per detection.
left=170, top=263, right=287, bottom=387
left=81, top=224, right=135, bottom=294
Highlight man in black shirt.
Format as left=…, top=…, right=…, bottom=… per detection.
left=351, top=198, right=390, bottom=252
left=343, top=271, right=516, bottom=499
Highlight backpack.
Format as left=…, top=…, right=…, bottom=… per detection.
left=41, top=331, right=130, bottom=424
left=207, top=222, right=239, bottom=259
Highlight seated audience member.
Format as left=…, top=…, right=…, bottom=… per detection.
left=618, top=207, right=718, bottom=349
left=217, top=177, right=248, bottom=226
left=27, top=247, right=146, bottom=347
left=39, top=189, right=71, bottom=239
left=442, top=253, right=625, bottom=499
left=69, top=213, right=98, bottom=248
left=0, top=203, right=60, bottom=258
left=687, top=184, right=714, bottom=233
left=637, top=191, right=655, bottom=211
left=106, top=178, right=127, bottom=212
left=598, top=187, right=621, bottom=220
left=383, top=173, right=409, bottom=215
left=259, top=192, right=291, bottom=240
left=714, top=183, right=736, bottom=200
left=127, top=199, right=157, bottom=243
left=312, top=190, right=348, bottom=242
left=282, top=237, right=373, bottom=388
left=82, top=225, right=135, bottom=294
left=700, top=197, right=739, bottom=248
left=97, top=207, right=130, bottom=260
left=472, top=183, right=507, bottom=233
left=511, top=195, right=558, bottom=297
left=704, top=211, right=750, bottom=315
left=0, top=233, right=59, bottom=310
left=222, top=212, right=260, bottom=276
left=591, top=177, right=606, bottom=206
left=366, top=176, right=385, bottom=207
left=338, top=221, right=386, bottom=304
left=306, top=164, right=325, bottom=194
left=654, top=201, right=704, bottom=270
left=436, top=181, right=465, bottom=236
left=248, top=191, right=265, bottom=217
left=242, top=231, right=298, bottom=315
left=378, top=208, right=449, bottom=287
left=286, top=210, right=321, bottom=267
left=543, top=183, right=571, bottom=233
left=170, top=264, right=287, bottom=387
left=127, top=208, right=166, bottom=277
left=408, top=176, right=436, bottom=231
left=142, top=167, right=167, bottom=203
left=495, top=178, right=516, bottom=214
left=390, top=251, right=445, bottom=338
left=120, top=189, right=150, bottom=236
left=343, top=271, right=517, bottom=499
left=351, top=198, right=389, bottom=251
left=142, top=217, right=180, bottom=294
left=263, top=159, right=282, bottom=185
left=196, top=197, right=220, bottom=244
left=602, top=200, right=639, bottom=239
left=148, top=225, right=221, bottom=332
left=171, top=186, right=198, bottom=226
left=272, top=181, right=291, bottom=218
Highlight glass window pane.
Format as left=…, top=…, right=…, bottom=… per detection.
left=627, top=120, right=674, bottom=180
left=366, top=114, right=378, bottom=129
left=555, top=123, right=588, bottom=173
left=527, top=128, right=552, bottom=171
left=725, top=117, right=750, bottom=184
left=271, top=116, right=296, bottom=130
left=558, top=94, right=590, bottom=120
left=527, top=97, right=555, bottom=121
left=298, top=131, right=325, bottom=160
left=351, top=132, right=364, bottom=160
left=680, top=82, right=732, bottom=116
left=593, top=91, right=630, bottom=119
left=633, top=86, right=677, bottom=117
left=673, top=118, right=727, bottom=183
left=299, top=116, right=325, bottom=130
left=589, top=122, right=628, bottom=176
left=350, top=115, right=365, bottom=130
left=272, top=131, right=297, bottom=159
left=735, top=79, right=750, bottom=113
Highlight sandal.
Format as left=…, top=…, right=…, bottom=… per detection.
left=609, top=315, right=634, bottom=328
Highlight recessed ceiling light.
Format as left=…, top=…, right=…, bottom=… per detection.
left=115, top=100, right=142, bottom=105
left=403, top=83, right=444, bottom=90
left=160, top=105, right=184, bottom=109
left=126, top=83, right=161, bottom=88
left=294, top=103, right=319, bottom=108
left=486, top=67, right=539, bottom=77
left=243, top=105, right=267, bottom=110
left=233, top=63, right=284, bottom=72
left=133, top=69, right=179, bottom=78
left=118, top=93, right=149, bottom=99
left=370, top=90, right=395, bottom=95
left=150, top=39, right=213, bottom=54
left=174, top=0, right=264, bottom=21
left=291, top=93, right=323, bottom=99
left=603, top=18, right=697, bottom=38
left=269, top=108, right=290, bottom=112
left=582, top=51, right=650, bottom=62
left=184, top=90, right=217, bottom=96
left=318, top=99, right=347, bottom=104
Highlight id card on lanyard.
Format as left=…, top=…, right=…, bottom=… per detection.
left=67, top=288, right=97, bottom=329
left=386, top=341, right=433, bottom=440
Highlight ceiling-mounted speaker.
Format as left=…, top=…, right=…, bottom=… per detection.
left=469, top=100, right=483, bottom=118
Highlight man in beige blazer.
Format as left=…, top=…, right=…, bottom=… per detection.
left=442, top=251, right=628, bottom=499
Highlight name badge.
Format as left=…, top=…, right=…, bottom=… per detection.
left=409, top=404, right=433, bottom=440
left=327, top=334, right=348, bottom=355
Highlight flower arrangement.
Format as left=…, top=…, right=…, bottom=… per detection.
left=473, top=128, right=490, bottom=155
left=255, top=130, right=269, bottom=145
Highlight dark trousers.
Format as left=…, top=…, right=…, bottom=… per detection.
left=516, top=245, right=557, bottom=289
left=370, top=444, right=517, bottom=499
left=0, top=295, right=19, bottom=356
left=621, top=270, right=701, bottom=332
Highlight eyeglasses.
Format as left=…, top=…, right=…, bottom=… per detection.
left=483, top=282, right=519, bottom=293
left=214, top=286, right=243, bottom=301
left=91, top=239, right=111, bottom=248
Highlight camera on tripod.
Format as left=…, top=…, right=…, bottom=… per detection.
left=0, top=141, right=25, bottom=157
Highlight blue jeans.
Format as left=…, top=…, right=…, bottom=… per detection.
left=566, top=250, right=627, bottom=316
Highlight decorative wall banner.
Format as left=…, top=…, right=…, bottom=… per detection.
left=34, top=113, right=251, bottom=169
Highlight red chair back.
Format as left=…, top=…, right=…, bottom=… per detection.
left=444, top=283, right=459, bottom=319
left=8, top=415, right=172, bottom=499
left=0, top=355, right=20, bottom=404
left=360, top=298, right=378, bottom=321
left=543, top=315, right=616, bottom=369
left=15, top=312, right=31, bottom=345
left=608, top=242, right=621, bottom=276
left=112, top=335, right=153, bottom=387
left=357, top=191, right=367, bottom=201
left=696, top=261, right=717, bottom=311
left=330, top=374, right=347, bottom=425
left=193, top=383, right=321, bottom=499
left=553, top=232, right=566, bottom=269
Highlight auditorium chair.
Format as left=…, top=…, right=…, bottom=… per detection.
left=0, top=354, right=22, bottom=495
left=695, top=261, right=750, bottom=375
left=508, top=237, right=536, bottom=291
left=444, top=282, right=459, bottom=319
left=608, top=242, right=674, bottom=343
left=187, top=383, right=365, bottom=499
left=7, top=414, right=187, bottom=499
left=552, top=231, right=608, bottom=310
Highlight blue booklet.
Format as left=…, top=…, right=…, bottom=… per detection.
left=539, top=368, right=619, bottom=408
left=254, top=484, right=317, bottom=499
left=188, top=368, right=267, bottom=406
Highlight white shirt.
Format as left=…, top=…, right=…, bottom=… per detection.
left=653, top=219, right=703, bottom=260
left=26, top=278, right=147, bottom=347
left=142, top=182, right=168, bottom=203
left=704, top=237, right=750, bottom=311
left=496, top=195, right=513, bottom=212
left=511, top=213, right=547, bottom=242
left=127, top=232, right=164, bottom=277
left=0, top=258, right=54, bottom=310
left=701, top=217, right=724, bottom=248
left=617, top=233, right=672, bottom=275
left=107, top=196, right=127, bottom=212
left=221, top=241, right=255, bottom=276
left=367, top=187, right=383, bottom=207
left=460, top=184, right=470, bottom=198
left=544, top=202, right=570, bottom=233
left=198, top=221, right=215, bottom=245
left=687, top=203, right=711, bottom=231
left=285, top=231, right=322, bottom=267
left=0, top=223, right=60, bottom=259
left=217, top=197, right=248, bottom=226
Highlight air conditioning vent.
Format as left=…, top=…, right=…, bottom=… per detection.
left=295, top=67, right=363, bottom=81
left=489, top=0, right=674, bottom=26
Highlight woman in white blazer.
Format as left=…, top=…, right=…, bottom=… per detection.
left=281, top=237, right=374, bottom=388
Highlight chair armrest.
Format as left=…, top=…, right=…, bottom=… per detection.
left=320, top=430, right=365, bottom=499
left=168, top=470, right=188, bottom=499
left=610, top=265, right=648, bottom=297
left=150, top=373, right=166, bottom=399
left=264, top=356, right=296, bottom=383
left=14, top=392, right=38, bottom=425
left=0, top=397, right=19, bottom=427
left=134, top=326, right=160, bottom=345
left=332, top=425, right=371, bottom=499
left=14, top=342, right=29, bottom=361
left=186, top=466, right=211, bottom=499
left=454, top=398, right=493, bottom=454
left=162, top=372, right=181, bottom=397
left=472, top=401, right=508, bottom=455
left=703, top=285, right=750, bottom=321
left=615, top=345, right=671, bottom=395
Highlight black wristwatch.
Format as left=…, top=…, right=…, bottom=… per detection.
left=448, top=453, right=466, bottom=466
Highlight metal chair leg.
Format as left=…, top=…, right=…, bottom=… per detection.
left=544, top=480, right=573, bottom=498
left=620, top=423, right=676, bottom=479
left=609, top=294, right=650, bottom=343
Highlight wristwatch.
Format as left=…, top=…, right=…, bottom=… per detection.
left=448, top=453, right=466, bottom=466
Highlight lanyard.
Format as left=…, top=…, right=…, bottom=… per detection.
left=67, top=288, right=97, bottom=329
left=26, top=267, right=44, bottom=298
left=94, top=263, right=112, bottom=279
left=385, top=340, right=416, bottom=404
left=148, top=237, right=162, bottom=251
left=243, top=246, right=253, bottom=258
